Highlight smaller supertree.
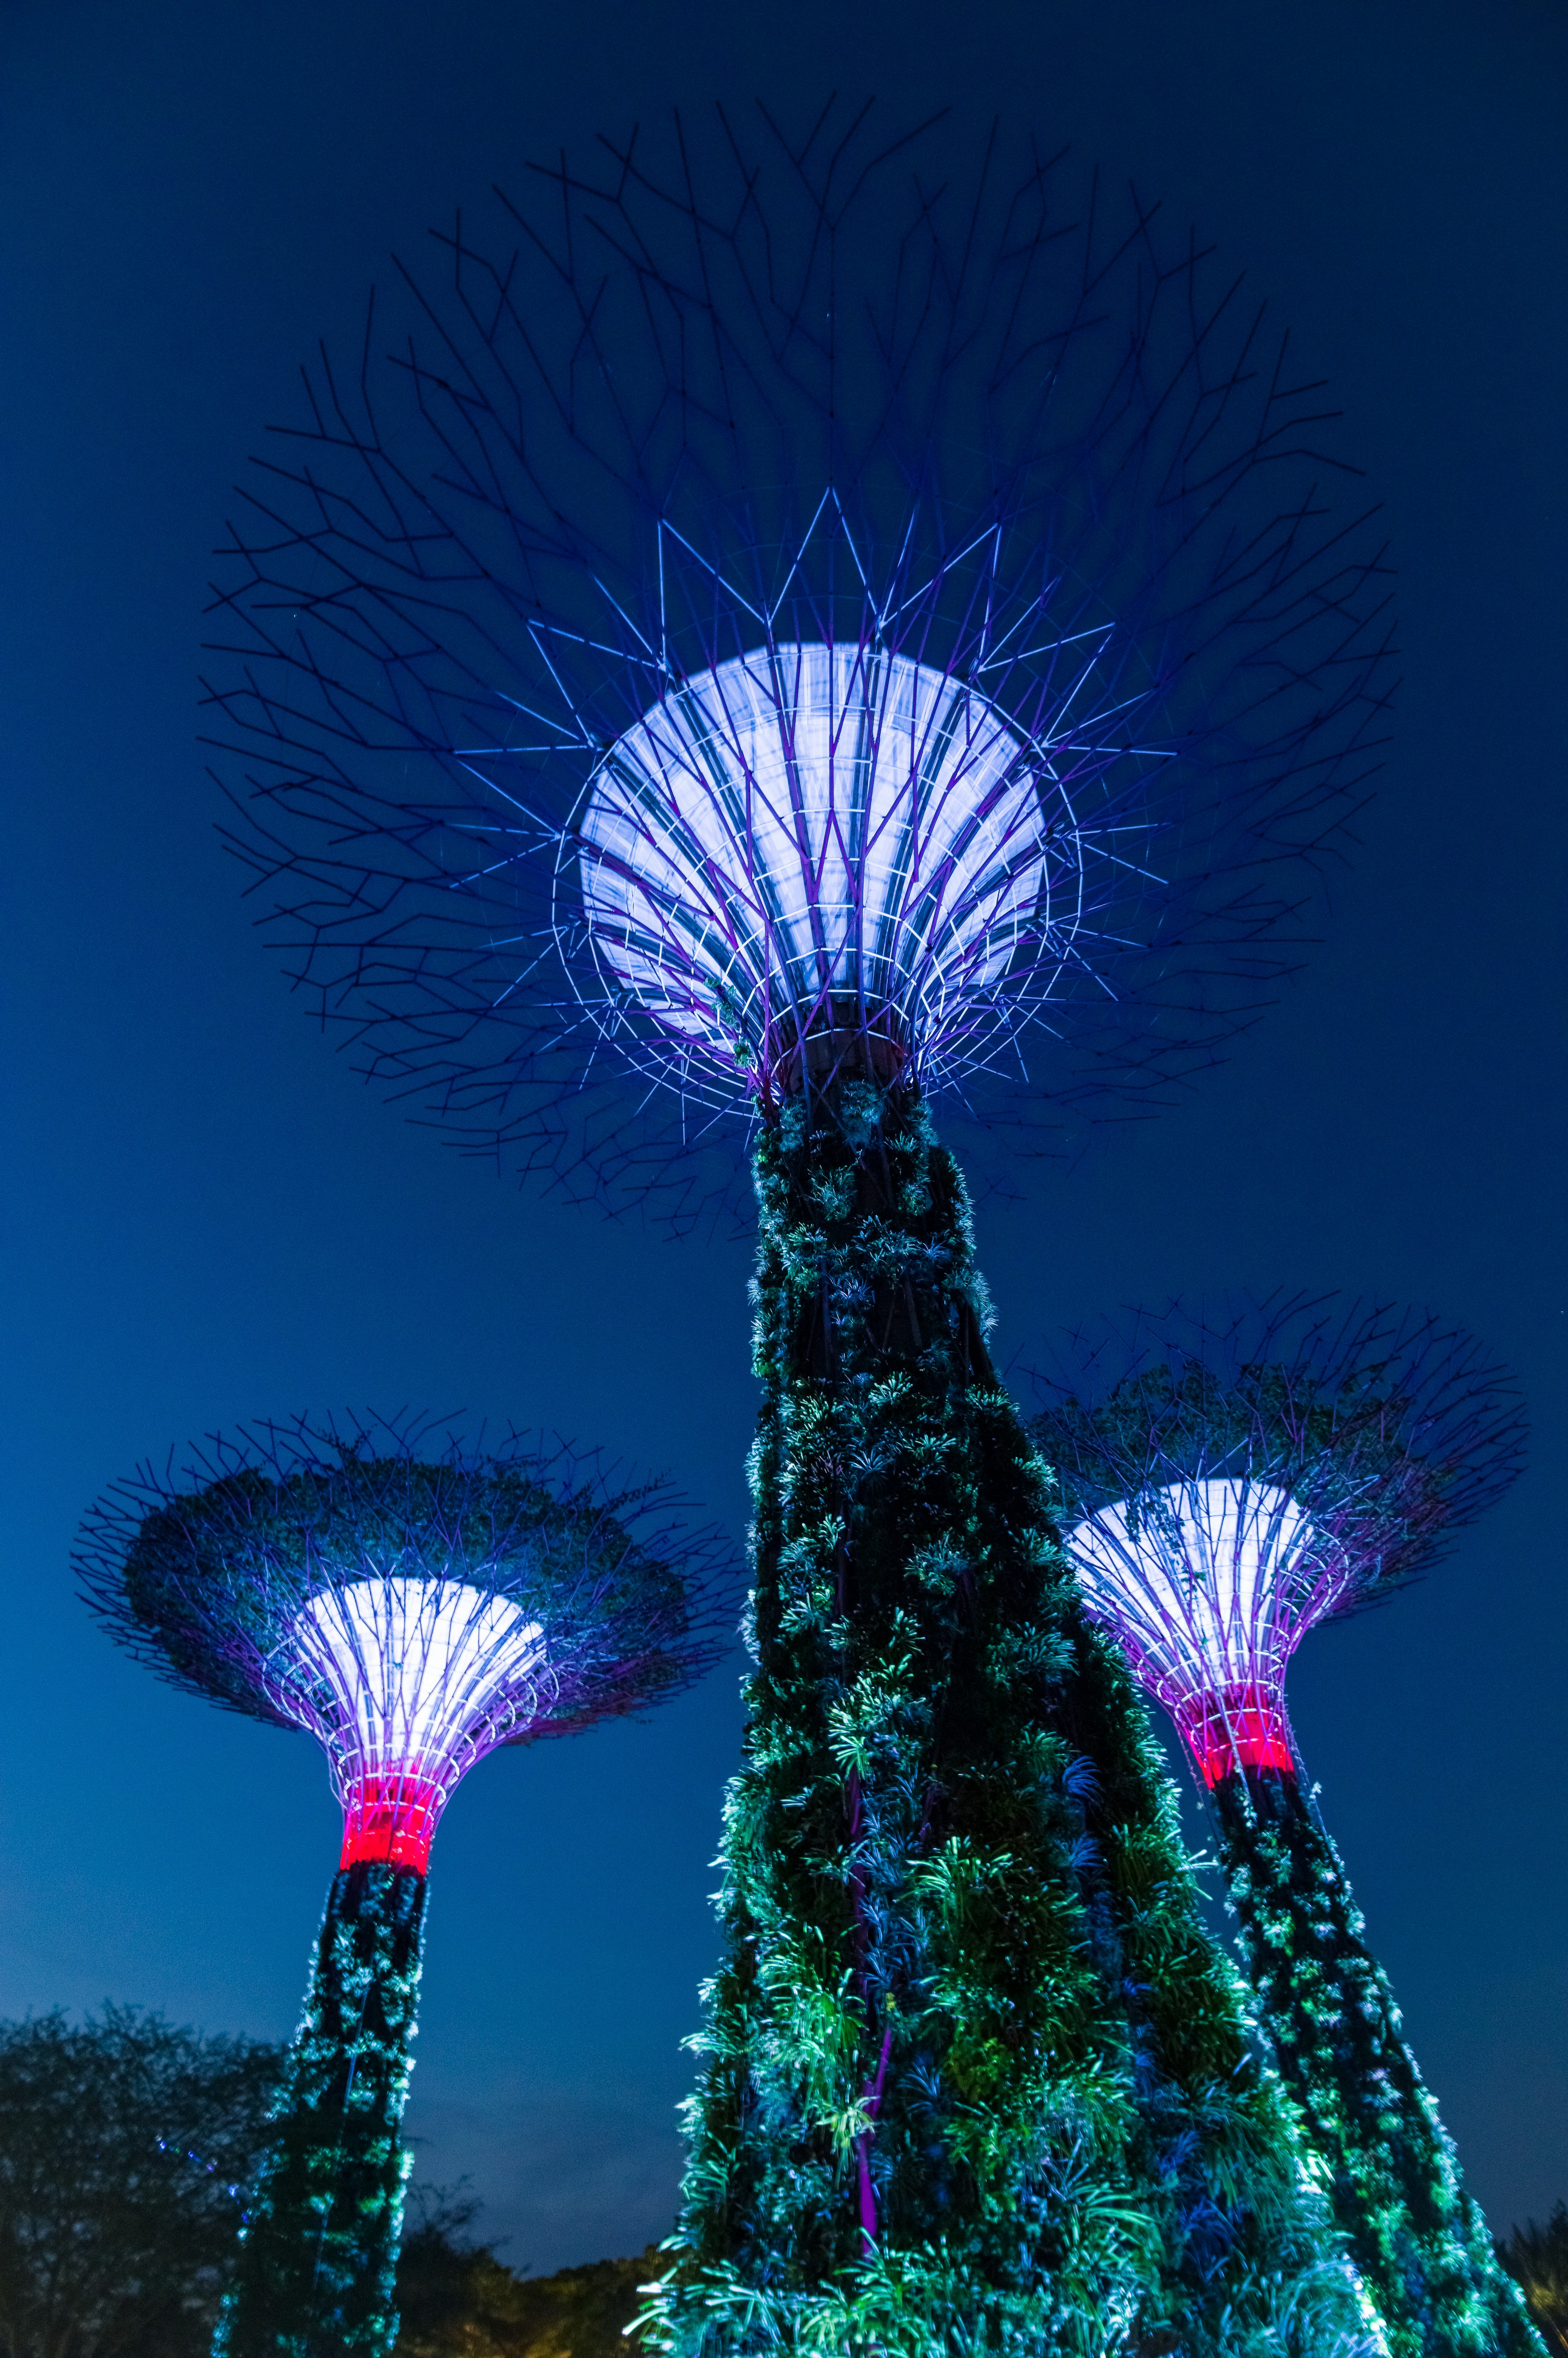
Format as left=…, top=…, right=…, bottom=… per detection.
left=1030, top=1295, right=1537, bottom=2358
left=76, top=1415, right=732, bottom=2358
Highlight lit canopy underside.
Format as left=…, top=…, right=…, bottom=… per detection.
left=270, top=1577, right=546, bottom=1870
left=577, top=641, right=1065, bottom=1096
left=1067, top=1477, right=1351, bottom=1786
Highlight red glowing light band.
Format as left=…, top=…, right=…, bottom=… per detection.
left=339, top=1774, right=445, bottom=1874
left=1174, top=1688, right=1295, bottom=1790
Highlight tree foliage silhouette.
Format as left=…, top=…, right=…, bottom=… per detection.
left=0, top=2006, right=281, bottom=2358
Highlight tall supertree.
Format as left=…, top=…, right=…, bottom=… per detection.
left=1030, top=1294, right=1537, bottom=2358
left=76, top=1416, right=731, bottom=2358
left=202, top=108, right=1397, bottom=2352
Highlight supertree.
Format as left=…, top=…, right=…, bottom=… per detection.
left=201, top=107, right=1398, bottom=2353
left=76, top=1415, right=732, bottom=2358
left=1030, top=1293, right=1537, bottom=2358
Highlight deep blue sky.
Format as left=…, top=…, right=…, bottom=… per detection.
left=2, top=0, right=1564, bottom=2280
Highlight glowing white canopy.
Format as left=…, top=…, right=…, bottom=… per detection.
left=1067, top=1477, right=1348, bottom=1784
left=272, top=1577, right=546, bottom=1867
left=577, top=641, right=1060, bottom=1087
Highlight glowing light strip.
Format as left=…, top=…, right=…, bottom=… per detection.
left=578, top=641, right=1058, bottom=1081
left=1066, top=1478, right=1342, bottom=1786
left=270, top=1579, right=546, bottom=1870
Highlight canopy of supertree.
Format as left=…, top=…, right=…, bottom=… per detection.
left=77, top=1411, right=731, bottom=1871
left=76, top=1414, right=733, bottom=2358
left=1029, top=1294, right=1537, bottom=2358
left=1028, top=1290, right=1526, bottom=1790
left=207, top=102, right=1394, bottom=1233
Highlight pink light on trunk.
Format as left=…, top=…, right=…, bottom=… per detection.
left=338, top=1774, right=447, bottom=1871
left=1173, top=1688, right=1295, bottom=1788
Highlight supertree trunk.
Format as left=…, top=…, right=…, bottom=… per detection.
left=217, top=1861, right=428, bottom=2358
left=649, top=1080, right=1363, bottom=2357
left=1212, top=1768, right=1539, bottom=2358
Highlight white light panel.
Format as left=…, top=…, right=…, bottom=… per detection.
left=273, top=1576, right=546, bottom=1801
left=1066, top=1477, right=1350, bottom=1736
left=578, top=641, right=1056, bottom=1070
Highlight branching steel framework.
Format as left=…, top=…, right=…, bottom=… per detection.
left=77, top=1414, right=732, bottom=2358
left=205, top=102, right=1395, bottom=1232
left=1030, top=1294, right=1536, bottom=2358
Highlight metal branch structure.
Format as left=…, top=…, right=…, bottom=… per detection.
left=206, top=102, right=1394, bottom=1234
left=1031, top=1293, right=1537, bottom=2358
left=192, top=106, right=1402, bottom=2354
left=76, top=1414, right=732, bottom=2358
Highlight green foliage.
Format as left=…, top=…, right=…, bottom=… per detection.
left=0, top=2003, right=281, bottom=2358
left=218, top=1861, right=428, bottom=2358
left=1213, top=1770, right=1542, bottom=2358
left=646, top=1082, right=1368, bottom=2357
left=1498, top=2210, right=1568, bottom=2358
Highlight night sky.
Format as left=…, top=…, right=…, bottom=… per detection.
left=3, top=0, right=1564, bottom=2281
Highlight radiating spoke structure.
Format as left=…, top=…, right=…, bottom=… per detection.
left=283, top=1576, right=548, bottom=1871
left=577, top=641, right=1062, bottom=1098
left=1032, top=1294, right=1537, bottom=2358
left=76, top=1417, right=731, bottom=2358
left=1067, top=1475, right=1332, bottom=1786
left=206, top=104, right=1395, bottom=1234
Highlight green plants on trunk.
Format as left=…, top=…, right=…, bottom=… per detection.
left=217, top=1863, right=428, bottom=2358
left=647, top=1084, right=1365, bottom=2357
left=1215, top=1770, right=1539, bottom=2358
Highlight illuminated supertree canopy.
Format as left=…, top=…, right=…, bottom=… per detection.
left=207, top=102, right=1394, bottom=1232
left=198, top=107, right=1398, bottom=2354
left=76, top=1415, right=731, bottom=2358
left=1031, top=1293, right=1537, bottom=2358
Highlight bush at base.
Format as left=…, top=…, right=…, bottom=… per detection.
left=394, top=2209, right=664, bottom=2358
